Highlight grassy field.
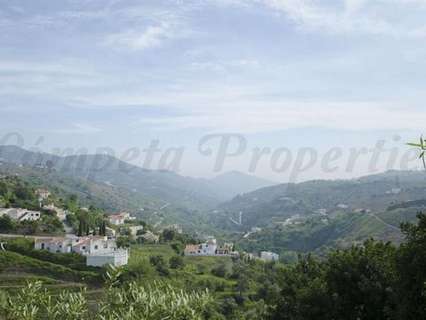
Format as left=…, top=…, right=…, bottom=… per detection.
left=0, top=248, right=102, bottom=293
left=129, top=244, right=234, bottom=273
left=0, top=242, right=238, bottom=299
left=127, top=244, right=237, bottom=295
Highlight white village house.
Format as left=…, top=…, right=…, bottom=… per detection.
left=260, top=251, right=279, bottom=262
left=184, top=238, right=237, bottom=257
left=0, top=208, right=41, bottom=221
left=36, top=188, right=51, bottom=201
left=128, top=225, right=144, bottom=239
left=34, top=235, right=128, bottom=267
left=108, top=212, right=135, bottom=225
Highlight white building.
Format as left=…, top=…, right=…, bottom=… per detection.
left=337, top=203, right=349, bottom=209
left=185, top=238, right=217, bottom=256
left=36, top=189, right=51, bottom=201
left=128, top=225, right=144, bottom=239
left=260, top=251, right=279, bottom=262
left=108, top=212, right=135, bottom=225
left=184, top=238, right=238, bottom=257
left=34, top=235, right=128, bottom=267
left=105, top=226, right=116, bottom=237
left=86, top=249, right=128, bottom=267
left=386, top=188, right=402, bottom=195
left=0, top=208, right=41, bottom=221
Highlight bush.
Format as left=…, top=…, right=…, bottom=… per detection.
left=150, top=255, right=170, bottom=276
left=211, top=264, right=228, bottom=278
left=0, top=216, right=15, bottom=233
left=171, top=242, right=184, bottom=255
left=169, top=256, right=185, bottom=269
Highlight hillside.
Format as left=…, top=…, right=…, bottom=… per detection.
left=214, top=170, right=426, bottom=255
left=215, top=170, right=426, bottom=231
left=235, top=205, right=422, bottom=259
left=0, top=145, right=275, bottom=210
left=2, top=145, right=425, bottom=249
left=0, top=145, right=221, bottom=209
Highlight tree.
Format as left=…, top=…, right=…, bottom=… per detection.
left=325, top=241, right=397, bottom=320
left=211, top=263, right=228, bottom=278
left=77, top=219, right=85, bottom=237
left=150, top=255, right=170, bottom=276
left=0, top=215, right=15, bottom=233
left=99, top=221, right=107, bottom=236
left=161, top=229, right=176, bottom=242
left=396, top=213, right=426, bottom=319
left=170, top=242, right=183, bottom=255
left=169, top=256, right=185, bottom=269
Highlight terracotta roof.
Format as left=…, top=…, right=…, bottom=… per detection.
left=185, top=244, right=200, bottom=252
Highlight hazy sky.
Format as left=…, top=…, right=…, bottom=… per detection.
left=0, top=0, right=425, bottom=181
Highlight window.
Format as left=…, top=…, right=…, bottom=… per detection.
left=82, top=246, right=86, bottom=250
left=94, top=245, right=98, bottom=250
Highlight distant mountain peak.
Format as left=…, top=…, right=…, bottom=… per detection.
left=210, top=171, right=276, bottom=196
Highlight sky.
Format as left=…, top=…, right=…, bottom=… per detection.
left=0, top=0, right=425, bottom=182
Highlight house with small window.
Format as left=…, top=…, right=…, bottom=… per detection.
left=34, top=235, right=128, bottom=267
left=128, top=225, right=144, bottom=239
left=184, top=239, right=217, bottom=256
left=184, top=238, right=238, bottom=257
left=216, top=243, right=234, bottom=255
left=0, top=208, right=41, bottom=221
left=34, top=236, right=72, bottom=254
left=108, top=212, right=135, bottom=225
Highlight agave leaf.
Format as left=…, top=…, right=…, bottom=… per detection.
left=407, top=143, right=422, bottom=147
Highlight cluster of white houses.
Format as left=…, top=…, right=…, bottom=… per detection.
left=184, top=238, right=280, bottom=262
left=0, top=208, right=41, bottom=221
left=184, top=238, right=238, bottom=257
left=34, top=235, right=128, bottom=267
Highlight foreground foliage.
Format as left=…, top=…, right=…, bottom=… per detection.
left=0, top=277, right=212, bottom=320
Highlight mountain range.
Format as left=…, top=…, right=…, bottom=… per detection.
left=1, top=145, right=425, bottom=254
left=213, top=170, right=426, bottom=256
left=0, top=145, right=275, bottom=229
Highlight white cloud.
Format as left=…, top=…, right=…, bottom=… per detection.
left=104, top=22, right=174, bottom=50
left=51, top=123, right=102, bottom=134
left=102, top=4, right=194, bottom=51
left=257, top=0, right=426, bottom=37
left=133, top=101, right=426, bottom=133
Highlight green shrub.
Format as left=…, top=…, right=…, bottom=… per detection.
left=169, top=256, right=185, bottom=269
left=211, top=264, right=228, bottom=278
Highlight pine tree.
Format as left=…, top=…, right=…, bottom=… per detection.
left=77, top=219, right=83, bottom=237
